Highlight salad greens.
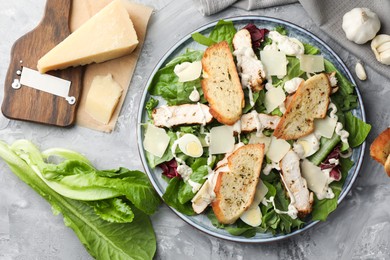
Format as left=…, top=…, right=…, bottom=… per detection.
left=0, top=140, right=159, bottom=259
left=345, top=111, right=372, bottom=148
left=144, top=20, right=371, bottom=237
left=148, top=49, right=204, bottom=105
left=192, top=20, right=237, bottom=49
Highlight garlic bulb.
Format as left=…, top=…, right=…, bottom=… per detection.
left=342, top=8, right=381, bottom=44
left=371, top=34, right=390, bottom=65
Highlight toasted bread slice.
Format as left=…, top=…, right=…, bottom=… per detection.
left=201, top=41, right=244, bottom=125
left=274, top=73, right=331, bottom=140
left=385, top=155, right=390, bottom=176
left=212, top=144, right=264, bottom=224
left=370, top=128, right=390, bottom=176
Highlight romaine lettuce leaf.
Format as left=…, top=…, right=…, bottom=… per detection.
left=345, top=111, right=371, bottom=148
left=88, top=198, right=135, bottom=223
left=43, top=162, right=160, bottom=215
left=0, top=140, right=157, bottom=260
left=192, top=20, right=237, bottom=50
left=148, top=49, right=204, bottom=105
left=162, top=177, right=195, bottom=215
left=10, top=140, right=161, bottom=215
left=207, top=210, right=266, bottom=238
left=325, top=59, right=358, bottom=112
left=303, top=43, right=320, bottom=55
left=145, top=97, right=159, bottom=118
left=178, top=158, right=209, bottom=204
left=191, top=32, right=216, bottom=46
left=261, top=181, right=304, bottom=234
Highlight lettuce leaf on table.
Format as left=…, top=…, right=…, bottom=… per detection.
left=0, top=140, right=157, bottom=260
left=10, top=140, right=160, bottom=216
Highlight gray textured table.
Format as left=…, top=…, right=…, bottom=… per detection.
left=1, top=1, right=389, bottom=259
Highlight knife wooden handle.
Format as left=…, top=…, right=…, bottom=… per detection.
left=2, top=0, right=83, bottom=127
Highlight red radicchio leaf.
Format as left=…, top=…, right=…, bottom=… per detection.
left=320, top=145, right=342, bottom=181
left=158, top=159, right=180, bottom=179
left=329, top=166, right=341, bottom=181
left=243, top=23, right=269, bottom=50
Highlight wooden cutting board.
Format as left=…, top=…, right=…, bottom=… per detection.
left=2, top=0, right=83, bottom=127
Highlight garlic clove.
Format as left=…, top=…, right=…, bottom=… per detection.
left=379, top=49, right=390, bottom=65
left=371, top=34, right=390, bottom=47
left=371, top=34, right=390, bottom=65
left=377, top=42, right=390, bottom=53
left=355, top=62, right=367, bottom=81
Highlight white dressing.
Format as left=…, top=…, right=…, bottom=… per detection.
left=268, top=31, right=304, bottom=56
left=284, top=77, right=304, bottom=94
left=177, top=164, right=193, bottom=181
left=262, top=161, right=281, bottom=175
left=189, top=86, right=200, bottom=102
left=233, top=45, right=265, bottom=94
left=196, top=102, right=208, bottom=126
left=328, top=102, right=350, bottom=144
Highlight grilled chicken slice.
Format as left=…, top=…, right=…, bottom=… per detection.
left=233, top=29, right=265, bottom=92
left=280, top=150, right=313, bottom=218
left=238, top=112, right=280, bottom=133
left=152, top=104, right=213, bottom=128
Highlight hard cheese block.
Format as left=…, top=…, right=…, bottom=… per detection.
left=85, top=74, right=123, bottom=124
left=37, top=0, right=138, bottom=73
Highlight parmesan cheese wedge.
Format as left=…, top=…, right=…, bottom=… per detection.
left=264, top=87, right=286, bottom=113
left=300, top=159, right=329, bottom=197
left=85, top=74, right=123, bottom=124
left=37, top=0, right=138, bottom=73
left=143, top=124, right=171, bottom=158
left=174, top=61, right=202, bottom=82
left=314, top=116, right=337, bottom=139
left=260, top=49, right=287, bottom=76
left=248, top=134, right=271, bottom=153
left=209, top=125, right=235, bottom=155
left=266, top=136, right=291, bottom=162
left=300, top=55, right=324, bottom=73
